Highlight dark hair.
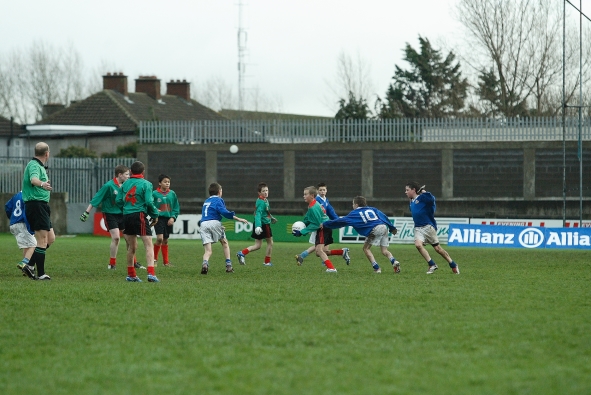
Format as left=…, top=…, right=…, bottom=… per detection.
left=257, top=182, right=267, bottom=193
left=406, top=181, right=421, bottom=192
left=114, top=165, right=129, bottom=176
left=130, top=161, right=145, bottom=175
left=305, top=186, right=317, bottom=196
left=158, top=174, right=170, bottom=183
left=209, top=182, right=222, bottom=196
left=317, top=182, right=327, bottom=188
left=353, top=196, right=367, bottom=207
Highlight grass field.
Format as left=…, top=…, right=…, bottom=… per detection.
left=0, top=234, right=590, bottom=395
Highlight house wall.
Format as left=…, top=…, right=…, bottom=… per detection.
left=139, top=141, right=590, bottom=220
left=20, top=135, right=137, bottom=157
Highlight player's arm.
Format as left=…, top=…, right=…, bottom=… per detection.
left=322, top=215, right=351, bottom=230
left=326, top=203, right=339, bottom=220
left=5, top=197, right=14, bottom=219
left=300, top=209, right=322, bottom=235
left=145, top=186, right=159, bottom=218
left=171, top=192, right=180, bottom=220
left=254, top=200, right=263, bottom=228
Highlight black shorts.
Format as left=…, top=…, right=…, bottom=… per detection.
left=25, top=200, right=51, bottom=231
left=103, top=213, right=124, bottom=231
left=154, top=217, right=173, bottom=239
left=315, top=228, right=334, bottom=246
left=250, top=223, right=272, bottom=240
left=123, top=212, right=152, bottom=236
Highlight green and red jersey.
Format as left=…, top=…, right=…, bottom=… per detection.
left=300, top=199, right=328, bottom=236
left=253, top=196, right=271, bottom=228
left=152, top=188, right=180, bottom=220
left=89, top=177, right=124, bottom=214
left=116, top=174, right=158, bottom=217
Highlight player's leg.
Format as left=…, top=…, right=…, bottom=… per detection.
left=108, top=228, right=120, bottom=268
left=263, top=237, right=273, bottom=266
left=295, top=233, right=316, bottom=265
left=433, top=244, right=459, bottom=274
left=220, top=238, right=234, bottom=272
left=141, top=235, right=159, bottom=282
left=362, top=241, right=380, bottom=272
left=161, top=223, right=171, bottom=265
left=316, top=229, right=336, bottom=272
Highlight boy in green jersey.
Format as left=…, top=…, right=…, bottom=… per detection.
left=292, top=186, right=337, bottom=273
left=236, top=182, right=277, bottom=267
left=153, top=174, right=180, bottom=266
left=80, top=165, right=144, bottom=270
left=116, top=161, right=160, bottom=282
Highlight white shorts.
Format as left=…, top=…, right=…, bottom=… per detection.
left=10, top=222, right=36, bottom=249
left=364, top=224, right=390, bottom=247
left=414, top=225, right=440, bottom=246
left=199, top=220, right=226, bottom=245
left=308, top=231, right=316, bottom=244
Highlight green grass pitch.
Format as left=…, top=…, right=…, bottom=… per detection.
left=0, top=234, right=590, bottom=395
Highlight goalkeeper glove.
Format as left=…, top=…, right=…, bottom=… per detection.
left=255, top=227, right=262, bottom=235
left=270, top=216, right=278, bottom=224
left=149, top=217, right=158, bottom=227
left=292, top=230, right=302, bottom=237
left=80, top=211, right=89, bottom=222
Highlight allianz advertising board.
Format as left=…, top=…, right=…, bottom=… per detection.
left=448, top=224, right=591, bottom=249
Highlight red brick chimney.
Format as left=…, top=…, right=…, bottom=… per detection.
left=166, top=79, right=191, bottom=101
left=135, top=76, right=161, bottom=100
left=103, top=72, right=128, bottom=96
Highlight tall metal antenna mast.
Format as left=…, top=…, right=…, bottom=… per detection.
left=237, top=0, right=247, bottom=111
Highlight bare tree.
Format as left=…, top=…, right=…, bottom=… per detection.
left=0, top=41, right=88, bottom=123
left=323, top=50, right=375, bottom=115
left=193, top=75, right=235, bottom=111
left=456, top=0, right=591, bottom=117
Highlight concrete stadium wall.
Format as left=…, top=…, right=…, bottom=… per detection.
left=139, top=141, right=590, bottom=220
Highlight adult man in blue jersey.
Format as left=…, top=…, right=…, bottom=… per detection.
left=405, top=182, right=459, bottom=274
left=322, top=196, right=400, bottom=274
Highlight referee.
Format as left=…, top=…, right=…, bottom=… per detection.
left=21, top=142, right=54, bottom=280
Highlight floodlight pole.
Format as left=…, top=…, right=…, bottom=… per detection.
left=562, top=0, right=567, bottom=226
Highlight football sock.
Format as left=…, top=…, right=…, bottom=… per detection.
left=225, top=259, right=232, bottom=265
left=330, top=249, right=343, bottom=256
left=202, top=260, right=208, bottom=266
left=241, top=248, right=250, bottom=255
left=21, top=257, right=30, bottom=265
left=32, top=247, right=46, bottom=276
left=154, top=245, right=161, bottom=260
left=134, top=256, right=138, bottom=264
left=428, top=259, right=437, bottom=267
left=110, top=257, right=116, bottom=265
left=162, top=245, right=169, bottom=263
left=300, top=250, right=310, bottom=259
left=449, top=260, right=458, bottom=268
left=390, top=257, right=397, bottom=265
left=372, top=262, right=380, bottom=270
left=128, top=267, right=137, bottom=277
left=324, top=260, right=335, bottom=269
left=264, top=256, right=271, bottom=264
left=147, top=266, right=155, bottom=275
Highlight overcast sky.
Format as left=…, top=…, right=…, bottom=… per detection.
left=1, top=0, right=462, bottom=117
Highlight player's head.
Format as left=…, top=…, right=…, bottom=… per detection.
left=257, top=182, right=268, bottom=193
left=130, top=161, right=145, bottom=175
left=209, top=182, right=222, bottom=196
left=305, top=186, right=317, bottom=197
left=317, top=182, right=327, bottom=197
left=114, top=165, right=129, bottom=177
left=158, top=174, right=171, bottom=190
left=405, top=181, right=421, bottom=198
left=34, top=142, right=50, bottom=161
left=353, top=196, right=367, bottom=207
left=303, top=186, right=317, bottom=203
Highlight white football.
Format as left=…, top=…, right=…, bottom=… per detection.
left=292, top=221, right=306, bottom=232
left=229, top=144, right=239, bottom=154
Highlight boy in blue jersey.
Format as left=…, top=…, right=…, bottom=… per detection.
left=295, top=183, right=350, bottom=266
left=199, top=182, right=249, bottom=274
left=323, top=196, right=401, bottom=273
left=405, top=182, right=459, bottom=274
left=6, top=191, right=37, bottom=275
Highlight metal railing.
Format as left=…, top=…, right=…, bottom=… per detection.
left=0, top=157, right=136, bottom=203
left=139, top=117, right=591, bottom=144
